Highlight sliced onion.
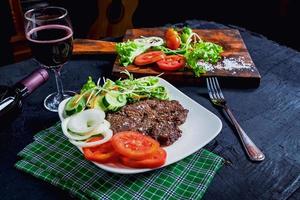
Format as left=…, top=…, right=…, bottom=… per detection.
left=134, top=36, right=164, bottom=47
left=86, top=120, right=110, bottom=136
left=69, top=129, right=113, bottom=147
left=62, top=118, right=110, bottom=141
left=67, top=109, right=105, bottom=135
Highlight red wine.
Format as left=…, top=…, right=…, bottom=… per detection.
left=0, top=68, right=49, bottom=121
left=26, top=25, right=73, bottom=68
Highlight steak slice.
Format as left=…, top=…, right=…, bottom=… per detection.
left=106, top=99, right=188, bottom=146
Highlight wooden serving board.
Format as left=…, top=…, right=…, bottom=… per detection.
left=112, top=28, right=261, bottom=87
left=73, top=39, right=116, bottom=55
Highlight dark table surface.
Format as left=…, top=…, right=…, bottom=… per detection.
left=0, top=21, right=299, bottom=200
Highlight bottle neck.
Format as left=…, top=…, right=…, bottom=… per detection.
left=15, top=68, right=49, bottom=98
left=13, top=83, right=30, bottom=98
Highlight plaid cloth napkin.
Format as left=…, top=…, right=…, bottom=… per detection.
left=15, top=123, right=224, bottom=200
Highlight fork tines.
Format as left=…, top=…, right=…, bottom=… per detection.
left=206, top=77, right=225, bottom=100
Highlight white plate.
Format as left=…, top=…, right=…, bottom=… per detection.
left=58, top=77, right=222, bottom=174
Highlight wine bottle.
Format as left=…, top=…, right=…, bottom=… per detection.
left=0, top=68, right=49, bottom=121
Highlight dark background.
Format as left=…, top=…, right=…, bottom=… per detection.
left=133, top=0, right=300, bottom=50
left=1, top=0, right=300, bottom=66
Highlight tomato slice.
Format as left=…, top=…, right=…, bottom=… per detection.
left=111, top=131, right=160, bottom=160
left=121, top=148, right=167, bottom=168
left=157, top=55, right=185, bottom=71
left=83, top=137, right=118, bottom=163
left=134, top=51, right=165, bottom=66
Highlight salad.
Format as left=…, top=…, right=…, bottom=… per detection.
left=60, top=72, right=169, bottom=169
left=64, top=71, right=169, bottom=116
left=116, top=27, right=224, bottom=77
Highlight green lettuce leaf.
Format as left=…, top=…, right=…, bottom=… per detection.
left=116, top=41, right=148, bottom=66
left=185, top=42, right=223, bottom=77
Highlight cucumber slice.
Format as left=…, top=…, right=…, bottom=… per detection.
left=91, top=95, right=107, bottom=112
left=65, top=95, right=86, bottom=116
left=102, top=92, right=127, bottom=111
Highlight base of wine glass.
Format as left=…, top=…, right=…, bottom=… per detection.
left=44, top=91, right=75, bottom=112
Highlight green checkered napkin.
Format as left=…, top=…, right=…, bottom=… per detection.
left=15, top=123, right=224, bottom=200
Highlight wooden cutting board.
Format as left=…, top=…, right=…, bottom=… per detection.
left=112, top=28, right=261, bottom=87
left=73, top=39, right=116, bottom=55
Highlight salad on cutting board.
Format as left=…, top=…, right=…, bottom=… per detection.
left=74, top=27, right=260, bottom=84
left=116, top=27, right=224, bottom=77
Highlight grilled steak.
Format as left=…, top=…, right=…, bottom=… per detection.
left=106, top=99, right=188, bottom=146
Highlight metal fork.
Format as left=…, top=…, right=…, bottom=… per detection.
left=206, top=77, right=265, bottom=161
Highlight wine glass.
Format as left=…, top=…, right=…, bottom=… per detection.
left=24, top=6, right=74, bottom=112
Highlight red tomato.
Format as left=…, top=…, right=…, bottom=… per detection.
left=165, top=28, right=181, bottom=50
left=134, top=51, right=165, bottom=66
left=157, top=55, right=186, bottom=71
left=83, top=137, right=118, bottom=163
left=121, top=148, right=167, bottom=168
left=111, top=131, right=160, bottom=160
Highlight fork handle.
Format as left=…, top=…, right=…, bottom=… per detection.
left=223, top=106, right=265, bottom=161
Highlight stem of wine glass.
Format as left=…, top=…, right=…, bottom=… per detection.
left=53, top=67, right=64, bottom=102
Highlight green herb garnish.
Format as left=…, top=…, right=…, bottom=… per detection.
left=80, top=76, right=96, bottom=93
left=70, top=71, right=169, bottom=114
